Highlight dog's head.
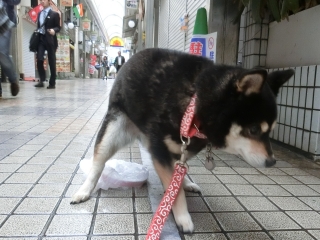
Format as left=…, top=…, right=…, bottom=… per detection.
left=224, top=68, right=294, bottom=167
left=198, top=68, right=294, bottom=167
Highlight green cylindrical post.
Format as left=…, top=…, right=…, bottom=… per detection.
left=193, top=8, right=208, bottom=35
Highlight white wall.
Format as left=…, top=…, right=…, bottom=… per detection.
left=266, top=5, right=320, bottom=68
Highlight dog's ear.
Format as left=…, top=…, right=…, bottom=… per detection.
left=267, top=69, right=295, bottom=96
left=236, top=69, right=268, bottom=95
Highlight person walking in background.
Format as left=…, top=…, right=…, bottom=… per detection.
left=0, top=0, right=21, bottom=98
left=114, top=51, right=125, bottom=74
left=34, top=0, right=60, bottom=89
left=101, top=56, right=108, bottom=79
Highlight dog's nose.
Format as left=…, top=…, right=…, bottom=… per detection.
left=265, top=158, right=276, bottom=167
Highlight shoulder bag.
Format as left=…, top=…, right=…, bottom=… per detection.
left=29, top=11, right=49, bottom=52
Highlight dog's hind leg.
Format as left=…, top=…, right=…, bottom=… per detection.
left=71, top=111, right=139, bottom=204
left=153, top=161, right=194, bottom=233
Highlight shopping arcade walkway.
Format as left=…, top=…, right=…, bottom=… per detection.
left=0, top=79, right=320, bottom=239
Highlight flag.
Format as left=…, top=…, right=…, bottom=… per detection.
left=73, top=3, right=83, bottom=18
left=28, top=4, right=44, bottom=23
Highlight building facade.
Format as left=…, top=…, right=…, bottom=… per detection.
left=134, top=0, right=320, bottom=160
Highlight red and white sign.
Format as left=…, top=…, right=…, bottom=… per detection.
left=88, top=65, right=95, bottom=74
left=82, top=21, right=91, bottom=31
left=189, top=32, right=217, bottom=62
left=28, top=4, right=43, bottom=23
left=90, top=55, right=96, bottom=66
left=89, top=55, right=97, bottom=75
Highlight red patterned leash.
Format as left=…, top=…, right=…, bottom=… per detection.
left=146, top=163, right=187, bottom=240
left=146, top=94, right=207, bottom=240
left=180, top=94, right=207, bottom=139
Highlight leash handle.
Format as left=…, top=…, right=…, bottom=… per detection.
left=146, top=164, right=187, bottom=240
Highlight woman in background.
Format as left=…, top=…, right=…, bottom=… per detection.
left=101, top=56, right=109, bottom=80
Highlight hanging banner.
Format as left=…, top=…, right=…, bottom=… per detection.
left=56, top=35, right=71, bottom=72
left=60, top=0, right=73, bottom=7
left=89, top=55, right=97, bottom=74
left=189, top=32, right=217, bottom=62
left=82, top=19, right=91, bottom=31
left=90, top=55, right=96, bottom=66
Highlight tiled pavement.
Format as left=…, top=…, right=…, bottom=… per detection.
left=0, top=79, right=320, bottom=240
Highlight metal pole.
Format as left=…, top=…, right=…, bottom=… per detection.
left=137, top=17, right=142, bottom=51
left=145, top=0, right=154, bottom=48
left=74, top=26, right=79, bottom=77
left=82, top=31, right=86, bottom=78
left=153, top=0, right=159, bottom=48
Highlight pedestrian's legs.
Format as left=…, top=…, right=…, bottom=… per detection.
left=0, top=30, right=18, bottom=84
left=0, top=30, right=19, bottom=96
left=36, top=38, right=46, bottom=83
left=46, top=45, right=57, bottom=87
left=101, top=67, right=105, bottom=79
left=115, top=66, right=119, bottom=77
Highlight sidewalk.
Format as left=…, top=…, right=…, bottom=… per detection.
left=0, top=79, right=320, bottom=240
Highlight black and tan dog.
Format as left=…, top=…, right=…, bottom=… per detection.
left=71, top=48, right=294, bottom=233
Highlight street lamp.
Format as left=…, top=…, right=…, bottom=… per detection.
left=67, top=22, right=74, bottom=29
left=128, top=20, right=135, bottom=28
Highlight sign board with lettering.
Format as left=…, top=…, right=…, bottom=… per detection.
left=189, top=32, right=217, bottom=63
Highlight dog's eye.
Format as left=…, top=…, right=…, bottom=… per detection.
left=249, top=126, right=260, bottom=135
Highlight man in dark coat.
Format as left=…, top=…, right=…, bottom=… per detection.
left=34, top=0, right=60, bottom=89
left=0, top=0, right=20, bottom=98
left=114, top=51, right=125, bottom=73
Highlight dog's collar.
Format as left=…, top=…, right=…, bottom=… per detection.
left=180, top=94, right=207, bottom=139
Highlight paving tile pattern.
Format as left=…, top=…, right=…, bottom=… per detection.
left=0, top=80, right=320, bottom=239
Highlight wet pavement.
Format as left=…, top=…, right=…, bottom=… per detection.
left=0, top=79, right=320, bottom=240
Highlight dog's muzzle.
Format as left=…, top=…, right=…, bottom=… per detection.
left=265, top=157, right=276, bottom=167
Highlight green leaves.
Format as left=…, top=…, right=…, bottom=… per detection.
left=233, top=0, right=319, bottom=24
left=251, top=0, right=262, bottom=23
left=268, top=0, right=281, bottom=22
left=281, top=0, right=300, bottom=19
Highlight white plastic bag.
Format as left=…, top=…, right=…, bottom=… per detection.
left=109, top=65, right=116, bottom=74
left=80, top=158, right=149, bottom=191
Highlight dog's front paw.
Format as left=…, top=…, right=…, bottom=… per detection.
left=70, top=191, right=90, bottom=204
left=175, top=212, right=194, bottom=233
left=184, top=182, right=201, bottom=193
